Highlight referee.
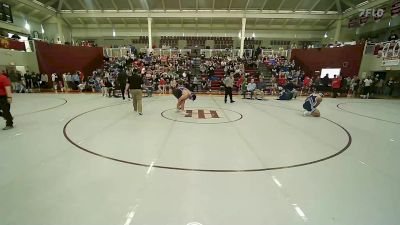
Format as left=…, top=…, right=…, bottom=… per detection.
left=223, top=73, right=235, bottom=103
left=125, top=72, right=144, bottom=115
left=0, top=72, right=13, bottom=130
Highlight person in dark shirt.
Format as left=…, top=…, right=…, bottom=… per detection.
left=117, top=70, right=130, bottom=100
left=388, top=33, right=398, bottom=42
left=24, top=72, right=32, bottom=93
left=104, top=77, right=113, bottom=97
left=125, top=73, right=144, bottom=115
left=321, top=74, right=330, bottom=88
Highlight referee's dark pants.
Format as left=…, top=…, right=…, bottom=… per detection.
left=0, top=96, right=13, bottom=127
left=120, top=84, right=130, bottom=100
left=224, top=86, right=233, bottom=103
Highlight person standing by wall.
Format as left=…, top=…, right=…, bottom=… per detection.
left=24, top=72, right=32, bottom=93
left=51, top=73, right=58, bottom=93
left=9, top=71, right=18, bottom=92
left=117, top=69, right=129, bottom=100
left=223, top=73, right=235, bottom=103
left=125, top=72, right=144, bottom=115
left=331, top=75, right=341, bottom=98
left=363, top=76, right=373, bottom=99
left=386, top=77, right=395, bottom=96
left=0, top=72, right=14, bottom=130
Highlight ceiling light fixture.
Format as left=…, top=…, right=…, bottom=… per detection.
left=24, top=20, right=30, bottom=31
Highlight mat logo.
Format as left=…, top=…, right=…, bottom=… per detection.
left=185, top=109, right=220, bottom=119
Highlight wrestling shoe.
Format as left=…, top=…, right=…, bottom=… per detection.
left=3, top=125, right=14, bottom=130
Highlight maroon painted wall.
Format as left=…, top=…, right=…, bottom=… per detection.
left=290, top=45, right=365, bottom=77
left=35, top=41, right=103, bottom=78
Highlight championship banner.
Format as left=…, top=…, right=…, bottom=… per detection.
left=348, top=17, right=360, bottom=28
left=374, top=7, right=386, bottom=21
left=392, top=0, right=400, bottom=16
left=0, top=38, right=26, bottom=51
left=359, top=15, right=369, bottom=26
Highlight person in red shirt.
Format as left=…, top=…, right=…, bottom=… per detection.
left=236, top=74, right=244, bottom=92
left=331, top=75, right=341, bottom=98
left=159, top=77, right=167, bottom=94
left=0, top=72, right=14, bottom=130
left=302, top=75, right=312, bottom=95
left=278, top=73, right=286, bottom=86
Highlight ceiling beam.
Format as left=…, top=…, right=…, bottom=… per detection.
left=142, top=0, right=149, bottom=11
left=111, top=0, right=119, bottom=11
left=324, top=1, right=336, bottom=13
left=136, top=18, right=142, bottom=30
left=244, top=0, right=250, bottom=11
left=62, top=17, right=72, bottom=27
left=268, top=18, right=274, bottom=25
left=107, top=18, right=113, bottom=24
left=335, top=0, right=342, bottom=14
left=212, top=0, right=216, bottom=12
left=178, top=0, right=182, bottom=11
left=61, top=11, right=339, bottom=20
left=276, top=0, right=287, bottom=11
left=309, top=0, right=322, bottom=13
left=14, top=3, right=25, bottom=10
left=344, top=0, right=388, bottom=17
left=293, top=0, right=305, bottom=11
left=254, top=18, right=259, bottom=26
left=57, top=0, right=64, bottom=12
left=128, top=0, right=134, bottom=11
left=28, top=9, right=40, bottom=17
left=14, top=0, right=56, bottom=15
left=93, top=0, right=103, bottom=12
left=44, top=0, right=58, bottom=7
left=326, top=19, right=337, bottom=28
left=77, top=18, right=85, bottom=25
left=121, top=18, right=127, bottom=25
left=341, top=0, right=355, bottom=9
left=162, top=0, right=166, bottom=12
left=283, top=18, right=289, bottom=26
left=63, top=1, right=74, bottom=12
left=228, top=0, right=233, bottom=12
left=260, top=0, right=268, bottom=12
left=77, top=0, right=88, bottom=12
left=41, top=14, right=53, bottom=22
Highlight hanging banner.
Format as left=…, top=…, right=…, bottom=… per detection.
left=374, top=7, right=386, bottom=21
left=348, top=17, right=360, bottom=28
left=392, top=0, right=400, bottom=16
left=359, top=15, right=369, bottom=26
left=0, top=38, right=26, bottom=51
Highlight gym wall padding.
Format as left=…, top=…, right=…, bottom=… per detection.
left=291, top=44, right=365, bottom=77
left=35, top=41, right=103, bottom=79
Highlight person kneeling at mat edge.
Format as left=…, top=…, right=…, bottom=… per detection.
left=303, top=93, right=323, bottom=117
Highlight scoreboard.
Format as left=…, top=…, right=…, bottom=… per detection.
left=0, top=2, right=13, bottom=23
